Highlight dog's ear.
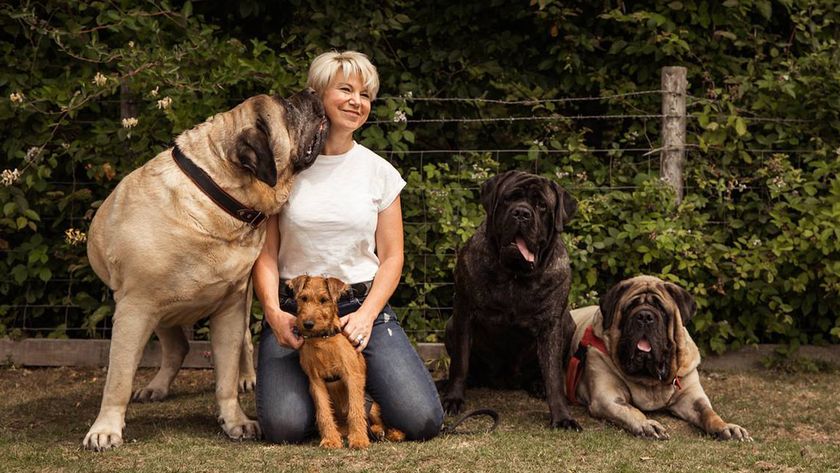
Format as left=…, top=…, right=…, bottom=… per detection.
left=551, top=181, right=577, bottom=233
left=287, top=275, right=309, bottom=296
left=234, top=118, right=277, bottom=187
left=325, top=277, right=349, bottom=302
left=664, top=282, right=696, bottom=325
left=599, top=280, right=630, bottom=330
left=480, top=171, right=519, bottom=215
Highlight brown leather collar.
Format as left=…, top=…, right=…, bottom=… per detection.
left=172, top=146, right=267, bottom=228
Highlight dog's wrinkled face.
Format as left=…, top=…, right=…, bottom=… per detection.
left=230, top=90, right=328, bottom=188
left=600, top=276, right=697, bottom=383
left=288, top=275, right=348, bottom=337
left=480, top=170, right=576, bottom=273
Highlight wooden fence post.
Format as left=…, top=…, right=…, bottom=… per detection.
left=661, top=66, right=687, bottom=205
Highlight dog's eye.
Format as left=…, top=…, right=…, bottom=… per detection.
left=300, top=295, right=309, bottom=303
left=319, top=297, right=328, bottom=304
left=536, top=201, right=547, bottom=211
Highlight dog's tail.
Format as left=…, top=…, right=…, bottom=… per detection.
left=441, top=409, right=500, bottom=435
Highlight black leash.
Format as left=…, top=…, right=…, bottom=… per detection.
left=441, top=409, right=500, bottom=435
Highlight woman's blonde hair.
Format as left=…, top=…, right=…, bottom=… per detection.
left=306, top=50, right=379, bottom=101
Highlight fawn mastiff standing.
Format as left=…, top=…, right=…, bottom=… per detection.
left=83, top=91, right=328, bottom=451
left=566, top=275, right=751, bottom=440
left=442, top=170, right=581, bottom=430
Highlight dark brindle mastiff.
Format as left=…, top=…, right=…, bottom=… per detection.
left=567, top=275, right=751, bottom=440
left=442, top=170, right=581, bottom=430
left=83, top=91, right=328, bottom=451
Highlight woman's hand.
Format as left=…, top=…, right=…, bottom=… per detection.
left=265, top=307, right=303, bottom=350
left=340, top=308, right=377, bottom=352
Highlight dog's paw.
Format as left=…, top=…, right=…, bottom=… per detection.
left=131, top=386, right=168, bottom=403
left=319, top=436, right=343, bottom=449
left=238, top=374, right=256, bottom=393
left=441, top=393, right=465, bottom=416
left=219, top=415, right=261, bottom=440
left=369, top=423, right=385, bottom=440
left=633, top=419, right=670, bottom=440
left=83, top=418, right=124, bottom=451
left=550, top=417, right=583, bottom=432
left=715, top=423, right=752, bottom=442
left=385, top=428, right=406, bottom=442
left=348, top=432, right=370, bottom=449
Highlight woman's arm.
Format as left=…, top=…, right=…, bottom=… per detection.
left=252, top=214, right=302, bottom=349
left=341, top=196, right=404, bottom=352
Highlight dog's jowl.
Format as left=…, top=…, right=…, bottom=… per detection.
left=442, top=170, right=581, bottom=430
left=83, top=91, right=328, bottom=451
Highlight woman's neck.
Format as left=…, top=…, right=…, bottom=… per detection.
left=322, top=131, right=354, bottom=155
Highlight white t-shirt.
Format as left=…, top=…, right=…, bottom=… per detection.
left=277, top=142, right=406, bottom=284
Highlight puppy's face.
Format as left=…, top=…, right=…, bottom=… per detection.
left=480, top=171, right=576, bottom=273
left=599, top=276, right=696, bottom=383
left=288, top=276, right=348, bottom=337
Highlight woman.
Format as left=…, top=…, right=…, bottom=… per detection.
left=253, top=50, right=444, bottom=443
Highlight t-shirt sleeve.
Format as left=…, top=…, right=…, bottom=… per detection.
left=376, top=159, right=407, bottom=212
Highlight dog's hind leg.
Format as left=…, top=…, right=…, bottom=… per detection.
left=132, top=325, right=189, bottom=403
left=238, top=277, right=256, bottom=393
left=83, top=300, right=158, bottom=451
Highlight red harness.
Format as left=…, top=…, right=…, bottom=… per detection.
left=565, top=326, right=682, bottom=405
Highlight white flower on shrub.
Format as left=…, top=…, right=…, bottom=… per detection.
left=25, top=147, right=41, bottom=163
left=93, top=72, right=107, bottom=87
left=157, top=96, right=172, bottom=110
left=1, top=168, right=21, bottom=186
left=9, top=91, right=25, bottom=104
left=150, top=86, right=159, bottom=97
left=65, top=228, right=87, bottom=245
left=750, top=238, right=762, bottom=247
left=393, top=110, right=407, bottom=123
left=122, top=117, right=139, bottom=128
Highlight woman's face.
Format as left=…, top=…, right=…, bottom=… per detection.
left=321, top=71, right=372, bottom=136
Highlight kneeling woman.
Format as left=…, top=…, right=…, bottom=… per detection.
left=252, top=50, right=443, bottom=443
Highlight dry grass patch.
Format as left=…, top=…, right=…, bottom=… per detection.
left=0, top=366, right=838, bottom=472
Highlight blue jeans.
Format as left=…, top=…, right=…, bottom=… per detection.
left=256, top=296, right=444, bottom=443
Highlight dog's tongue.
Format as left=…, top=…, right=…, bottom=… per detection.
left=515, top=237, right=535, bottom=263
left=637, top=337, right=652, bottom=352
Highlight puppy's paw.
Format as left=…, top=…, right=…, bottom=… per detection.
left=550, top=417, right=583, bottom=432
left=320, top=436, right=343, bottom=449
left=348, top=432, right=370, bottom=449
left=633, top=419, right=670, bottom=440
left=369, top=423, right=385, bottom=440
left=715, top=423, right=752, bottom=442
left=131, top=386, right=168, bottom=403
left=385, top=428, right=406, bottom=442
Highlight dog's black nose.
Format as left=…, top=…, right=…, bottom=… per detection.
left=637, top=311, right=655, bottom=325
left=512, top=206, right=532, bottom=222
left=303, top=320, right=315, bottom=330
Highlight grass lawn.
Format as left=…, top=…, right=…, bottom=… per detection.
left=1, top=365, right=838, bottom=472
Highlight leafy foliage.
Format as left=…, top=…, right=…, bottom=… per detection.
left=1, top=0, right=838, bottom=353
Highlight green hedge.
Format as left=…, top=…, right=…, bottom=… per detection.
left=1, top=0, right=838, bottom=353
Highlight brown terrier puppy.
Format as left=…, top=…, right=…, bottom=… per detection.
left=289, top=275, right=404, bottom=449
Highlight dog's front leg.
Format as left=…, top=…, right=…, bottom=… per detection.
left=442, top=310, right=472, bottom=415
left=83, top=301, right=157, bottom=451
left=668, top=371, right=752, bottom=441
left=308, top=378, right=343, bottom=448
left=537, top=317, right=581, bottom=430
left=584, top=356, right=668, bottom=440
left=345, top=371, right=370, bottom=449
left=210, top=294, right=260, bottom=441
left=238, top=277, right=257, bottom=393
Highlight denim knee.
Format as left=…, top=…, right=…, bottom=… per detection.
left=399, top=402, right=444, bottom=441
left=259, top=410, right=312, bottom=444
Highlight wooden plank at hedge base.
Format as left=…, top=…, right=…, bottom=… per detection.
left=0, top=339, right=446, bottom=368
